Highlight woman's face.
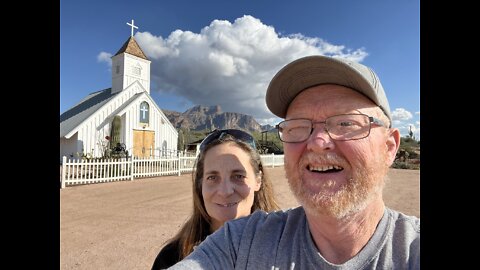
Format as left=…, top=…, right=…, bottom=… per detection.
left=201, top=142, right=261, bottom=231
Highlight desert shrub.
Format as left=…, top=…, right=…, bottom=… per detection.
left=391, top=161, right=420, bottom=170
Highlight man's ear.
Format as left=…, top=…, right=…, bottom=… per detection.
left=385, top=128, right=401, bottom=166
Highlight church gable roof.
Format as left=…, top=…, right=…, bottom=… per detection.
left=114, top=36, right=148, bottom=60
left=60, top=88, right=119, bottom=137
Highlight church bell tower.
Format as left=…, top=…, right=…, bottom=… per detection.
left=111, top=20, right=151, bottom=94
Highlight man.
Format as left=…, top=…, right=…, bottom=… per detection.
left=169, top=55, right=420, bottom=269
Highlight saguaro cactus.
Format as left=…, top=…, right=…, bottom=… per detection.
left=110, top=115, right=122, bottom=149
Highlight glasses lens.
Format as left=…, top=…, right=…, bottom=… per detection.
left=326, top=114, right=371, bottom=140
left=277, top=114, right=374, bottom=143
left=199, top=129, right=256, bottom=151
left=277, top=119, right=312, bottom=143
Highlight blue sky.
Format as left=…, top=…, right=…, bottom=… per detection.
left=60, top=0, right=420, bottom=139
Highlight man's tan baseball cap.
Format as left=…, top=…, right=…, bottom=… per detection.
left=265, top=55, right=392, bottom=122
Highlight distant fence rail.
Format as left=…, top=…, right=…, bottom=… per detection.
left=60, top=153, right=284, bottom=188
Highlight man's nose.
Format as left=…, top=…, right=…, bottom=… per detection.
left=306, top=124, right=335, bottom=151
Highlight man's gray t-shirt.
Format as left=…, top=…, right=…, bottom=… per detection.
left=169, top=207, right=420, bottom=269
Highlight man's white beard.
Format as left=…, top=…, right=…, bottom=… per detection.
left=285, top=152, right=388, bottom=219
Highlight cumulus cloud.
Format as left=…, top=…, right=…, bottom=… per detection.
left=132, top=15, right=368, bottom=123
left=392, top=108, right=413, bottom=121
left=97, top=52, right=112, bottom=66
left=390, top=108, right=420, bottom=140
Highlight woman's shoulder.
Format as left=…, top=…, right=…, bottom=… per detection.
left=151, top=241, right=181, bottom=270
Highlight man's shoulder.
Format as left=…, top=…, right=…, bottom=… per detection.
left=218, top=207, right=306, bottom=253
left=226, top=206, right=305, bottom=232
left=384, top=208, right=420, bottom=253
left=250, top=206, right=304, bottom=223
left=386, top=208, right=420, bottom=233
left=384, top=208, right=420, bottom=268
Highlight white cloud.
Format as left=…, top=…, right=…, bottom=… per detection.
left=97, top=52, right=112, bottom=66
left=133, top=15, right=368, bottom=123
left=391, top=108, right=420, bottom=140
left=414, top=121, right=420, bottom=141
left=391, top=108, right=413, bottom=121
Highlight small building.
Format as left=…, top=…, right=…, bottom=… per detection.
left=185, top=139, right=203, bottom=156
left=60, top=21, right=178, bottom=162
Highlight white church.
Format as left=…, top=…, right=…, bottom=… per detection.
left=60, top=21, right=178, bottom=162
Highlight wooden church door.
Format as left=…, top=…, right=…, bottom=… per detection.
left=133, top=130, right=155, bottom=158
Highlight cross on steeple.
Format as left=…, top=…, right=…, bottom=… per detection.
left=126, top=19, right=138, bottom=37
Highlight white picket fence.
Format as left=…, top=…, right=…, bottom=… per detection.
left=60, top=153, right=284, bottom=188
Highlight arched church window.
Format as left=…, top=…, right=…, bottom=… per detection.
left=139, top=102, right=149, bottom=124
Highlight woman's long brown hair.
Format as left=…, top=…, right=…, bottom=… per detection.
left=162, top=135, right=280, bottom=260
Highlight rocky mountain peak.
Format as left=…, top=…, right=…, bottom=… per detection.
left=184, top=105, right=222, bottom=115
left=163, top=105, right=269, bottom=132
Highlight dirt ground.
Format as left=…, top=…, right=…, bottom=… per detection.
left=60, top=167, right=419, bottom=270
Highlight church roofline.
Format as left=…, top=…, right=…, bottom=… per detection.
left=60, top=81, right=178, bottom=139
left=114, top=36, right=148, bottom=60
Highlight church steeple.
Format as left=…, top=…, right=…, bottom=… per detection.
left=111, top=20, right=151, bottom=94
left=114, top=36, right=148, bottom=60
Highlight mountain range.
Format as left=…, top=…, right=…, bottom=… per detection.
left=162, top=105, right=274, bottom=132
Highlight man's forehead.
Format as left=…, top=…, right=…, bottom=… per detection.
left=292, top=85, right=376, bottom=106
left=286, top=87, right=380, bottom=117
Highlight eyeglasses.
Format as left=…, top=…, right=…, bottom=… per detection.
left=199, top=129, right=256, bottom=152
left=276, top=113, right=386, bottom=143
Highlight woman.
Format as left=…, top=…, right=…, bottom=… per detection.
left=151, top=129, right=280, bottom=269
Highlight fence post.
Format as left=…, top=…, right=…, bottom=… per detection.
left=130, top=156, right=134, bottom=181
left=61, top=156, right=67, bottom=189
left=271, top=153, right=275, bottom=168
left=177, top=156, right=181, bottom=176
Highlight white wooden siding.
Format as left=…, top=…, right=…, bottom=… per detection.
left=61, top=81, right=177, bottom=161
